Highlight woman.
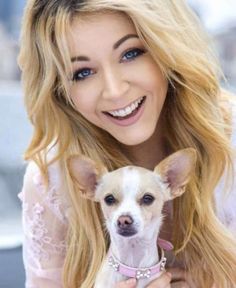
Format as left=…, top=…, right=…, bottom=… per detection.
left=18, top=0, right=236, bottom=287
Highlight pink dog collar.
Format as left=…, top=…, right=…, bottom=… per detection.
left=108, top=238, right=173, bottom=279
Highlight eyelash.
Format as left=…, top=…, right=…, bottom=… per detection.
left=120, top=47, right=145, bottom=62
left=72, top=48, right=146, bottom=82
left=72, top=68, right=94, bottom=82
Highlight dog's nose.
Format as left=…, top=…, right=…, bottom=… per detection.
left=117, top=215, right=133, bottom=228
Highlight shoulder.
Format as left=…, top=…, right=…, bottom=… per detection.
left=19, top=147, right=69, bottom=279
left=20, top=146, right=70, bottom=224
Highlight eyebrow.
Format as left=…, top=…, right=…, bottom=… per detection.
left=71, top=33, right=139, bottom=63
left=113, top=33, right=139, bottom=49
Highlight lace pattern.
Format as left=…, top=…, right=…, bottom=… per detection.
left=19, top=160, right=68, bottom=287
left=23, top=202, right=67, bottom=267
left=33, top=167, right=68, bottom=224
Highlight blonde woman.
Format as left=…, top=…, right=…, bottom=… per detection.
left=18, top=0, right=236, bottom=287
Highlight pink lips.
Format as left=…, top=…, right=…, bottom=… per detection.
left=104, top=97, right=146, bottom=127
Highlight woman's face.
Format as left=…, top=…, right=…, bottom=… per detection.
left=68, top=12, right=168, bottom=146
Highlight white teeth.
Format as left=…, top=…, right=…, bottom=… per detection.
left=125, top=106, right=132, bottom=115
left=107, top=97, right=144, bottom=118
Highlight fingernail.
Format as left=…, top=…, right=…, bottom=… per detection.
left=126, top=278, right=136, bottom=285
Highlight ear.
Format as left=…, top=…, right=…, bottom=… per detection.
left=67, top=155, right=108, bottom=201
left=154, top=148, right=197, bottom=200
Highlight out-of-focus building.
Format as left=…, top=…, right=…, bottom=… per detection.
left=0, top=23, right=20, bottom=80
left=0, top=0, right=24, bottom=81
left=188, top=0, right=236, bottom=91
left=214, top=27, right=236, bottom=91
left=0, top=0, right=24, bottom=36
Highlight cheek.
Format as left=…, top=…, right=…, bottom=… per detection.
left=142, top=209, right=153, bottom=224
left=70, top=84, right=99, bottom=114
left=142, top=203, right=163, bottom=223
left=136, top=56, right=167, bottom=92
left=147, top=67, right=168, bottom=99
left=101, top=204, right=116, bottom=221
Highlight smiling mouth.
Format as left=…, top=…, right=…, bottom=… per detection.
left=103, top=96, right=146, bottom=120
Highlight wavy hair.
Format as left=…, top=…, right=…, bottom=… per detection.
left=18, top=0, right=236, bottom=287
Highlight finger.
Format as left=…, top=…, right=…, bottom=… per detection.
left=171, top=281, right=190, bottom=288
left=146, top=272, right=172, bottom=288
left=115, top=278, right=137, bottom=288
left=167, top=268, right=186, bottom=282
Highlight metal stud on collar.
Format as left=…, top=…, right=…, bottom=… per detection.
left=136, top=268, right=151, bottom=279
left=160, top=257, right=167, bottom=271
left=108, top=256, right=120, bottom=271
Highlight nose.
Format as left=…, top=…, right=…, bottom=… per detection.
left=102, top=67, right=129, bottom=100
left=117, top=215, right=133, bottom=228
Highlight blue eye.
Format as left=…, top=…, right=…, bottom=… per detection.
left=72, top=68, right=94, bottom=82
left=122, top=48, right=145, bottom=62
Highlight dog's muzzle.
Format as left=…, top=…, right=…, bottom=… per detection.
left=116, top=215, right=137, bottom=237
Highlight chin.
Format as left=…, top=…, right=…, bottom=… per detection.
left=112, top=127, right=156, bottom=146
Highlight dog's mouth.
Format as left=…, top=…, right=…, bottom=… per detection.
left=117, top=228, right=138, bottom=237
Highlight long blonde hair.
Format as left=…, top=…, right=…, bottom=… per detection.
left=18, top=0, right=236, bottom=287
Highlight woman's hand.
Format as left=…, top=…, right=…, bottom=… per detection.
left=115, top=268, right=192, bottom=288
left=145, top=268, right=191, bottom=288
left=115, top=272, right=172, bottom=288
left=115, top=278, right=137, bottom=288
left=145, top=272, right=172, bottom=287
left=167, top=268, right=191, bottom=288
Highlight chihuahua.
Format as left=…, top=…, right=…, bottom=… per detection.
left=69, top=148, right=196, bottom=288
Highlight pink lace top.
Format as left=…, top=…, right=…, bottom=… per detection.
left=18, top=100, right=236, bottom=288
left=18, top=160, right=69, bottom=288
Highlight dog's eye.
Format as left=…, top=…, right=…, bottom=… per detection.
left=104, top=194, right=117, bottom=206
left=141, top=194, right=155, bottom=205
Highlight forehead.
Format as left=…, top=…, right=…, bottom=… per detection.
left=68, top=11, right=137, bottom=53
left=101, top=167, right=163, bottom=197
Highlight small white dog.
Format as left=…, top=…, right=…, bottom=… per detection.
left=69, top=148, right=196, bottom=288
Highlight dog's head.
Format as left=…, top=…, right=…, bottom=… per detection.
left=68, top=148, right=196, bottom=239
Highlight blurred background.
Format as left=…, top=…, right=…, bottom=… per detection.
left=0, top=1, right=30, bottom=288
left=0, top=0, right=235, bottom=287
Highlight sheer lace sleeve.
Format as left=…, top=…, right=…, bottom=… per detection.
left=18, top=160, right=69, bottom=288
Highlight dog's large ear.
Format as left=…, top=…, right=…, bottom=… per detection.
left=67, top=155, right=108, bottom=201
left=154, top=148, right=197, bottom=200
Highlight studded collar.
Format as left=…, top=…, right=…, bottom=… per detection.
left=108, top=238, right=173, bottom=280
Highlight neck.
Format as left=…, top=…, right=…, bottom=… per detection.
left=109, top=232, right=160, bottom=268
left=121, top=113, right=169, bottom=170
